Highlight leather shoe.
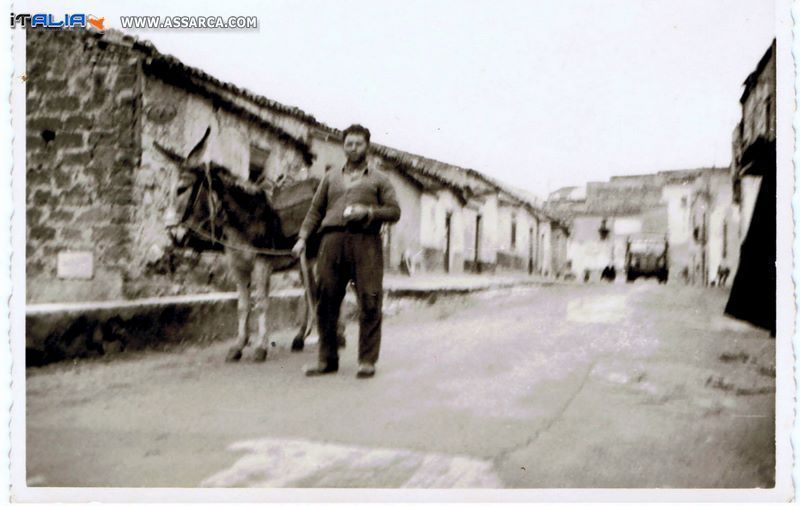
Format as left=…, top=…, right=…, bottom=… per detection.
left=303, top=361, right=338, bottom=376
left=356, top=363, right=375, bottom=379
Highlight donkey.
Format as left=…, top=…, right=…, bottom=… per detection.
left=156, top=127, right=338, bottom=362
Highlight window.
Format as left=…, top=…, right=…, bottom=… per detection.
left=249, top=144, right=270, bottom=183
left=598, top=218, right=610, bottom=240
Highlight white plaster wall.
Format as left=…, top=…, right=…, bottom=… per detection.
left=382, top=170, right=422, bottom=269
left=210, top=80, right=311, bottom=143
left=515, top=210, right=534, bottom=259
left=420, top=193, right=438, bottom=249
left=568, top=238, right=614, bottom=276
left=540, top=220, right=552, bottom=276
left=662, top=184, right=694, bottom=247
left=138, top=77, right=306, bottom=277
left=706, top=202, right=727, bottom=284
left=723, top=205, right=742, bottom=280
left=565, top=215, right=614, bottom=277
left=308, top=136, right=346, bottom=179
left=613, top=217, right=642, bottom=236
left=434, top=191, right=465, bottom=272
left=479, top=194, right=499, bottom=264
left=415, top=189, right=467, bottom=272
left=739, top=175, right=762, bottom=242
left=462, top=206, right=478, bottom=265
left=705, top=176, right=735, bottom=283
left=496, top=205, right=512, bottom=254
left=550, top=226, right=569, bottom=275
left=144, top=79, right=306, bottom=183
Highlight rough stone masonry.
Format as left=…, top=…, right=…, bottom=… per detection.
left=26, top=28, right=142, bottom=303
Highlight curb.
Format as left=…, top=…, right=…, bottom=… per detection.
left=25, top=279, right=554, bottom=367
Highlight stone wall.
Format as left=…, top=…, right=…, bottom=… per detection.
left=26, top=29, right=312, bottom=303
left=26, top=30, right=142, bottom=303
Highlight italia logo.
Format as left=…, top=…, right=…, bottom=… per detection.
left=87, top=15, right=105, bottom=31
left=9, top=12, right=106, bottom=31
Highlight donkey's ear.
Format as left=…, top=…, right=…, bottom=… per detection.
left=185, top=126, right=211, bottom=166
left=153, top=140, right=185, bottom=164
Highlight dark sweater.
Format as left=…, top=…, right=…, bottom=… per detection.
left=299, top=165, right=401, bottom=240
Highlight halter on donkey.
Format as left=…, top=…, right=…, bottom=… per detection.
left=155, top=126, right=325, bottom=362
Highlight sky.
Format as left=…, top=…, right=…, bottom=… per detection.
left=31, top=0, right=776, bottom=197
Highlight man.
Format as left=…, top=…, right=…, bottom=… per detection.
left=717, top=263, right=730, bottom=288
left=292, top=124, right=401, bottom=378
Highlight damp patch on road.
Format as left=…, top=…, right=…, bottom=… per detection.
left=566, top=295, right=629, bottom=324
left=201, top=437, right=503, bottom=488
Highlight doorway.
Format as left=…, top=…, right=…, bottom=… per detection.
left=474, top=214, right=481, bottom=273
left=444, top=212, right=452, bottom=273
left=382, top=224, right=392, bottom=269
left=528, top=227, right=534, bottom=275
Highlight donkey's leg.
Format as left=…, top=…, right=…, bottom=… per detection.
left=252, top=257, right=273, bottom=362
left=226, top=251, right=252, bottom=362
left=291, top=295, right=309, bottom=351
left=292, top=256, right=315, bottom=351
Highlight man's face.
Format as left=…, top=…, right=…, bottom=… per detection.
left=344, top=133, right=368, bottom=165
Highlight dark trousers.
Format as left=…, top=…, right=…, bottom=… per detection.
left=316, top=231, right=383, bottom=365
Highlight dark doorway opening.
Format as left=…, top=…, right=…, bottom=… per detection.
left=382, top=224, right=392, bottom=269
left=474, top=214, right=482, bottom=273
left=444, top=213, right=452, bottom=273
left=528, top=227, right=534, bottom=275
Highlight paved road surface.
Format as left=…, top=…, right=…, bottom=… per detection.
left=26, top=282, right=775, bottom=488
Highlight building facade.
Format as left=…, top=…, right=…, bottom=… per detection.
left=724, top=39, right=776, bottom=333
left=547, top=168, right=735, bottom=284
left=26, top=28, right=567, bottom=304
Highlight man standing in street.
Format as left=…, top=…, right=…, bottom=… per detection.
left=292, top=124, right=401, bottom=378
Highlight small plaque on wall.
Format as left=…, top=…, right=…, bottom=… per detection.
left=57, top=251, right=94, bottom=279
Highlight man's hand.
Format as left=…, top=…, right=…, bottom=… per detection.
left=292, top=238, right=306, bottom=257
left=344, top=204, right=369, bottom=223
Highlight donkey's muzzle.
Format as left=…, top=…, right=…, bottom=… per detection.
left=166, top=223, right=189, bottom=247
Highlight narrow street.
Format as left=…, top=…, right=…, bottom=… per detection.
left=26, top=282, right=775, bottom=488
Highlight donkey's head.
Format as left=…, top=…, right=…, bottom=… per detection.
left=155, top=126, right=220, bottom=249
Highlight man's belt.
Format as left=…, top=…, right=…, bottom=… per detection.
left=320, top=225, right=380, bottom=235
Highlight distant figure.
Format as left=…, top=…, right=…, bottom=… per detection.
left=601, top=265, right=616, bottom=282
left=400, top=249, right=422, bottom=276
left=399, top=251, right=412, bottom=276
left=717, top=264, right=731, bottom=287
